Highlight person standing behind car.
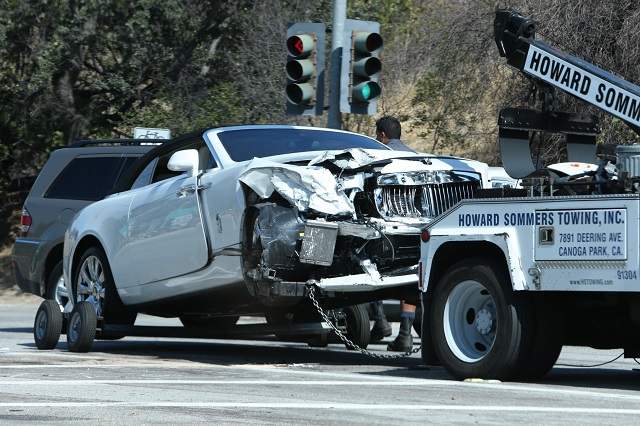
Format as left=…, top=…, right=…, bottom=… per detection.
left=371, top=116, right=418, bottom=352
left=376, top=115, right=415, bottom=153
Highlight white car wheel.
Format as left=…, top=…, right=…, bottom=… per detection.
left=76, top=255, right=106, bottom=318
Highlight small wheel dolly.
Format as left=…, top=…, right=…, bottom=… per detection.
left=33, top=299, right=97, bottom=352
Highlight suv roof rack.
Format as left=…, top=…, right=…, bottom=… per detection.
left=69, top=139, right=169, bottom=148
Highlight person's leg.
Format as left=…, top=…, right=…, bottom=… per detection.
left=369, top=300, right=392, bottom=342
left=387, top=301, right=416, bottom=352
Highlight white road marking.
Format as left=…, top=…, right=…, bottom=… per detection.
left=2, top=362, right=640, bottom=403
left=0, top=351, right=105, bottom=358
left=0, top=379, right=436, bottom=386
left=0, top=402, right=640, bottom=414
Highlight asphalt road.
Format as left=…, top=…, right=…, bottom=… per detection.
left=2, top=301, right=640, bottom=425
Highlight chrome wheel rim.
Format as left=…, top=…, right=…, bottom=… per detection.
left=77, top=255, right=105, bottom=317
left=54, top=275, right=69, bottom=311
left=443, top=280, right=497, bottom=363
left=35, top=310, right=48, bottom=340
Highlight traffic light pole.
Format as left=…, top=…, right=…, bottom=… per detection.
left=327, top=0, right=346, bottom=130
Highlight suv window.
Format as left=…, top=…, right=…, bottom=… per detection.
left=45, top=156, right=131, bottom=201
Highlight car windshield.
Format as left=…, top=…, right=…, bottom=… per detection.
left=216, top=128, right=388, bottom=162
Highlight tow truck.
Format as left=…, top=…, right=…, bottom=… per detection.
left=419, top=10, right=640, bottom=380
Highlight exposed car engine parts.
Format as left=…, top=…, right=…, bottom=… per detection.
left=240, top=149, right=484, bottom=306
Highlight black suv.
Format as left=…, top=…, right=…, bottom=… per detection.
left=11, top=139, right=163, bottom=309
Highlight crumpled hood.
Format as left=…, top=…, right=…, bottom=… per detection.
left=239, top=159, right=354, bottom=215
left=309, top=148, right=487, bottom=175
left=239, top=148, right=488, bottom=216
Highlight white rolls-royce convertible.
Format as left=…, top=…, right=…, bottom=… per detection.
left=62, top=125, right=492, bottom=331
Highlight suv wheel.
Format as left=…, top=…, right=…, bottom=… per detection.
left=46, top=261, right=69, bottom=310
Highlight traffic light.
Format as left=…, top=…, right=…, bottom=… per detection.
left=286, top=23, right=325, bottom=116
left=340, top=20, right=383, bottom=114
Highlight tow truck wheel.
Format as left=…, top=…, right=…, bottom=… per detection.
left=515, top=300, right=563, bottom=380
left=343, top=304, right=371, bottom=350
left=430, top=258, right=533, bottom=380
left=34, top=300, right=63, bottom=350
left=67, top=301, right=97, bottom=352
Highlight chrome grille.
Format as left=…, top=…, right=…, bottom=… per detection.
left=377, top=181, right=478, bottom=220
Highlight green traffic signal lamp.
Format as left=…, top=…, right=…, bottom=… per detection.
left=350, top=31, right=383, bottom=105
left=339, top=20, right=383, bottom=114
left=352, top=81, right=381, bottom=103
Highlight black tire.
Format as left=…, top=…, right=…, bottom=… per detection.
left=179, top=316, right=239, bottom=329
left=74, top=246, right=137, bottom=330
left=420, top=292, right=439, bottom=366
left=343, top=304, right=371, bottom=350
left=307, top=333, right=329, bottom=347
left=430, top=258, right=533, bottom=380
left=515, top=300, right=563, bottom=380
left=67, top=301, right=97, bottom=353
left=413, top=305, right=422, bottom=337
left=33, top=300, right=63, bottom=350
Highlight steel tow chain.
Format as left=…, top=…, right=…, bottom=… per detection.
left=307, top=285, right=421, bottom=359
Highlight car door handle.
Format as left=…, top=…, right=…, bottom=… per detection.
left=176, top=185, right=197, bottom=197
left=176, top=182, right=211, bottom=198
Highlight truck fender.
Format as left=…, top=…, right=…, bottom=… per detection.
left=422, top=234, right=528, bottom=293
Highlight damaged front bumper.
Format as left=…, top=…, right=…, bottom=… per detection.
left=246, top=206, right=421, bottom=297
left=314, top=269, right=418, bottom=292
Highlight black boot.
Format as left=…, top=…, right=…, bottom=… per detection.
left=387, top=316, right=414, bottom=352
left=369, top=301, right=392, bottom=343
left=370, top=319, right=392, bottom=343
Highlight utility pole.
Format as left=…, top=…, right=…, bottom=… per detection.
left=327, top=0, right=346, bottom=129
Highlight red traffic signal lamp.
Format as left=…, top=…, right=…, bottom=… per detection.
left=285, top=23, right=325, bottom=116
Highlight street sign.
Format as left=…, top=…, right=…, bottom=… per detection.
left=133, top=127, right=171, bottom=140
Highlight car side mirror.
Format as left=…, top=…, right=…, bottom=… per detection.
left=167, top=149, right=199, bottom=175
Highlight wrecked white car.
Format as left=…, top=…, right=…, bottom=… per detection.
left=63, top=125, right=491, bottom=329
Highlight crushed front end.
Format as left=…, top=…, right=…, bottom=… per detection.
left=239, top=149, right=482, bottom=306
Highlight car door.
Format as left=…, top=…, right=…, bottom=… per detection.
left=115, top=149, right=209, bottom=288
